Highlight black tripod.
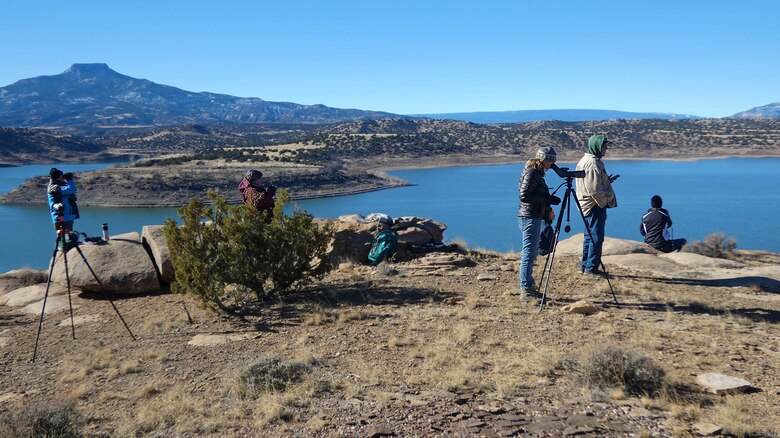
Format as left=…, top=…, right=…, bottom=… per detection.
left=537, top=171, right=618, bottom=311
left=32, top=225, right=136, bottom=362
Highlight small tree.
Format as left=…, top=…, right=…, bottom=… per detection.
left=163, top=190, right=332, bottom=315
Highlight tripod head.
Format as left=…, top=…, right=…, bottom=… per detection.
left=551, top=163, right=585, bottom=179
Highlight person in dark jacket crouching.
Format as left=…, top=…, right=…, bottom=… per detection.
left=517, top=147, right=561, bottom=298
left=640, top=195, right=686, bottom=253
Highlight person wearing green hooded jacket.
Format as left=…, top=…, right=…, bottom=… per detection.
left=575, top=134, right=618, bottom=275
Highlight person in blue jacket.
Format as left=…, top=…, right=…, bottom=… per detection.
left=47, top=168, right=80, bottom=232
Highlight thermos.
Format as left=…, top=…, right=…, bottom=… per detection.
left=102, top=223, right=109, bottom=241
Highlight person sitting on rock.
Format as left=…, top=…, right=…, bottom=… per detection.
left=640, top=195, right=686, bottom=253
left=238, top=169, right=276, bottom=223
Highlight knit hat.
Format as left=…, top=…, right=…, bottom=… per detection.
left=535, top=146, right=557, bottom=162
left=587, top=135, right=609, bottom=158
left=49, top=168, right=63, bottom=180
left=651, top=195, right=663, bottom=208
left=245, top=170, right=262, bottom=182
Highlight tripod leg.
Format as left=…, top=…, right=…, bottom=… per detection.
left=539, top=191, right=570, bottom=311
left=570, top=196, right=619, bottom=304
left=73, top=245, right=136, bottom=340
left=63, top=247, right=76, bottom=339
left=32, top=236, right=61, bottom=362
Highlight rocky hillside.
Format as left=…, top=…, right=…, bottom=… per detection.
left=0, top=64, right=403, bottom=127
left=1, top=234, right=778, bottom=436
left=732, top=102, right=780, bottom=119
left=0, top=127, right=119, bottom=166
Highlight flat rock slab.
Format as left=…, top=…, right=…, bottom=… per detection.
left=693, top=421, right=723, bottom=436
left=560, top=300, right=598, bottom=315
left=19, top=295, right=80, bottom=315
left=477, top=274, right=498, bottom=281
left=602, top=253, right=682, bottom=273
left=188, top=332, right=259, bottom=346
left=1, top=283, right=68, bottom=307
left=659, top=252, right=744, bottom=269
left=696, top=373, right=752, bottom=395
left=556, top=234, right=653, bottom=257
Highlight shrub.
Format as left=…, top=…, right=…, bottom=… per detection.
left=163, top=190, right=332, bottom=315
left=0, top=401, right=81, bottom=438
left=582, top=346, right=665, bottom=396
left=683, top=232, right=737, bottom=258
left=238, top=356, right=311, bottom=396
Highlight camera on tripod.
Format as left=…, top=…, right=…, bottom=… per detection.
left=551, top=164, right=585, bottom=179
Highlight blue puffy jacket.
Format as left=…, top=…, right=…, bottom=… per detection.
left=47, top=177, right=79, bottom=224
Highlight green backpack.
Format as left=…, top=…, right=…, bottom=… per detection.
left=368, top=230, right=399, bottom=265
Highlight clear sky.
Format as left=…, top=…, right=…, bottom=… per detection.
left=2, top=1, right=778, bottom=117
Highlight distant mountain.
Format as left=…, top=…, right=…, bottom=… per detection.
left=0, top=127, right=114, bottom=165
left=0, top=63, right=403, bottom=127
left=412, top=109, right=701, bottom=123
left=731, top=102, right=780, bottom=119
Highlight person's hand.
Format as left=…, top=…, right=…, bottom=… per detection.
left=548, top=195, right=561, bottom=205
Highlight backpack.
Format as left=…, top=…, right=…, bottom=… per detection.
left=367, top=230, right=399, bottom=265
left=538, top=223, right=555, bottom=256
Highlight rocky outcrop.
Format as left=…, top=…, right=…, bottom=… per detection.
left=0, top=283, right=68, bottom=307
left=51, top=232, right=160, bottom=293
left=0, top=269, right=47, bottom=295
left=142, top=225, right=174, bottom=283
left=326, top=215, right=448, bottom=263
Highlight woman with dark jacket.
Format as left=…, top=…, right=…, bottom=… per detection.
left=238, top=169, right=276, bottom=224
left=518, top=147, right=560, bottom=297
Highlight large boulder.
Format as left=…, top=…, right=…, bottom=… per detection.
left=0, top=283, right=68, bottom=307
left=325, top=214, right=448, bottom=263
left=0, top=269, right=47, bottom=296
left=51, top=232, right=160, bottom=293
left=142, top=225, right=174, bottom=283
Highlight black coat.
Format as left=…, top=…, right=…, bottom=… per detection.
left=640, top=208, right=672, bottom=250
left=518, top=167, right=551, bottom=219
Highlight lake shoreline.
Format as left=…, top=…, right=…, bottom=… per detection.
left=2, top=151, right=779, bottom=207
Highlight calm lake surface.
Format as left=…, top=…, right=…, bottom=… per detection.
left=1, top=158, right=778, bottom=272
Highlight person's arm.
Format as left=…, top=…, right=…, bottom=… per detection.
left=582, top=161, right=615, bottom=208
left=640, top=219, right=647, bottom=236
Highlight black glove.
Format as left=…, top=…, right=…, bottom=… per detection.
left=63, top=172, right=74, bottom=180
left=548, top=195, right=561, bottom=205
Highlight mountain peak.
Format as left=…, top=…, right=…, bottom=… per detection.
left=64, top=63, right=118, bottom=76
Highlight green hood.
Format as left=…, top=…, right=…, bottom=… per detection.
left=587, top=134, right=607, bottom=158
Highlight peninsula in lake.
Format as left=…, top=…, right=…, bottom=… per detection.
left=2, top=64, right=780, bottom=207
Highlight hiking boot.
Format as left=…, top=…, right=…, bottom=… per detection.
left=519, top=286, right=540, bottom=301
left=581, top=268, right=605, bottom=277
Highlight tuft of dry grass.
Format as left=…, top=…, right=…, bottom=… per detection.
left=60, top=347, right=114, bottom=383
left=337, top=308, right=368, bottom=323
left=711, top=396, right=778, bottom=438
left=118, top=387, right=214, bottom=436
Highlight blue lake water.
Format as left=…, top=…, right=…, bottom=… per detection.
left=1, top=158, right=779, bottom=272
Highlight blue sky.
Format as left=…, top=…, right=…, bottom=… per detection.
left=2, top=1, right=778, bottom=117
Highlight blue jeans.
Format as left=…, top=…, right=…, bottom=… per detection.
left=519, top=216, right=542, bottom=290
left=581, top=206, right=607, bottom=272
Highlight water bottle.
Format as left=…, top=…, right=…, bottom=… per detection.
left=102, top=223, right=109, bottom=241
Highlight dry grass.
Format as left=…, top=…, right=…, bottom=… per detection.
left=117, top=387, right=216, bottom=436
left=337, top=308, right=368, bottom=323
left=711, top=396, right=778, bottom=438
left=60, top=347, right=115, bottom=383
